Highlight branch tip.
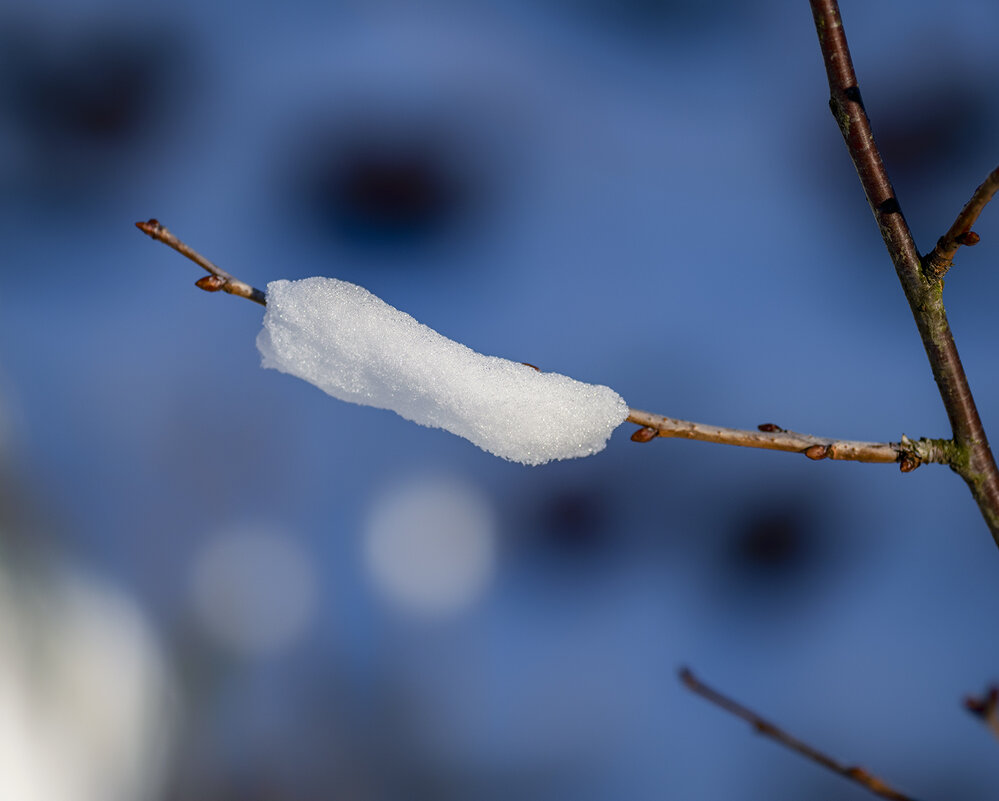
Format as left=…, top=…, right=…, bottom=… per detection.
left=135, top=218, right=161, bottom=236
left=135, top=218, right=267, bottom=307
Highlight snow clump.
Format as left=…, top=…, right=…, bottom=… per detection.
left=257, top=277, right=628, bottom=465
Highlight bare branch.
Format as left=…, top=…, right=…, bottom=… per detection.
left=679, top=667, right=923, bottom=801
left=626, top=410, right=952, bottom=471
left=809, top=0, right=999, bottom=545
left=923, top=165, right=999, bottom=279
left=135, top=219, right=267, bottom=306
left=137, top=219, right=958, bottom=475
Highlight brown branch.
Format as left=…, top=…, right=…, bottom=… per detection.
left=679, top=667, right=922, bottom=801
left=136, top=219, right=959, bottom=475
left=923, top=165, right=999, bottom=279
left=809, top=0, right=999, bottom=546
left=627, top=410, right=951, bottom=471
left=135, top=219, right=267, bottom=306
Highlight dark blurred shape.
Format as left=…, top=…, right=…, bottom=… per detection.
left=0, top=22, right=183, bottom=196
left=544, top=0, right=742, bottom=41
left=13, top=43, right=149, bottom=143
left=874, top=80, right=989, bottom=186
left=715, top=493, right=840, bottom=608
left=729, top=505, right=812, bottom=576
left=533, top=485, right=616, bottom=563
left=291, top=123, right=479, bottom=253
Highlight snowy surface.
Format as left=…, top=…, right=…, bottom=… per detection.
left=257, top=277, right=628, bottom=465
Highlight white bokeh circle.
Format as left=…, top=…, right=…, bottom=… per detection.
left=364, top=475, right=497, bottom=617
left=190, top=526, right=317, bottom=657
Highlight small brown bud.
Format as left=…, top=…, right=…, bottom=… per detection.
left=631, top=426, right=657, bottom=443
left=757, top=423, right=783, bottom=433
left=196, top=275, right=226, bottom=292
left=135, top=218, right=161, bottom=235
left=521, top=362, right=541, bottom=372
left=956, top=231, right=980, bottom=246
left=898, top=453, right=921, bottom=473
left=804, top=444, right=828, bottom=460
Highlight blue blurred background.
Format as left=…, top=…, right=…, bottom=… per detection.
left=2, top=0, right=999, bottom=798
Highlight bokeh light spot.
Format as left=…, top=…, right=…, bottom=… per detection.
left=190, top=526, right=318, bottom=658
left=364, top=475, right=497, bottom=617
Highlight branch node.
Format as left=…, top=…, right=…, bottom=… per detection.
left=923, top=164, right=999, bottom=280
left=758, top=422, right=784, bottom=433
left=921, top=248, right=952, bottom=281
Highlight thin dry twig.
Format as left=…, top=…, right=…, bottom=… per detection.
left=626, top=410, right=951, bottom=471
left=135, top=219, right=267, bottom=306
left=923, top=165, right=999, bottom=279
left=679, top=667, right=922, bottom=801
left=137, top=219, right=957, bottom=474
left=809, top=0, right=999, bottom=546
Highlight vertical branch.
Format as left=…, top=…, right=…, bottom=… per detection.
left=809, top=0, right=999, bottom=545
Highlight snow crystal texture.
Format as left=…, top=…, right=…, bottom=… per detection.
left=257, top=278, right=629, bottom=465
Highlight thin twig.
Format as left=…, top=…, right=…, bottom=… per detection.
left=626, top=410, right=951, bottom=471
left=137, top=219, right=958, bottom=475
left=809, top=0, right=999, bottom=546
left=923, top=165, right=999, bottom=279
left=135, top=219, right=267, bottom=306
left=679, top=668, right=922, bottom=801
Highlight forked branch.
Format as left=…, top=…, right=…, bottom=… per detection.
left=809, top=0, right=999, bottom=546
left=923, top=165, right=999, bottom=280
left=680, top=668, right=921, bottom=801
